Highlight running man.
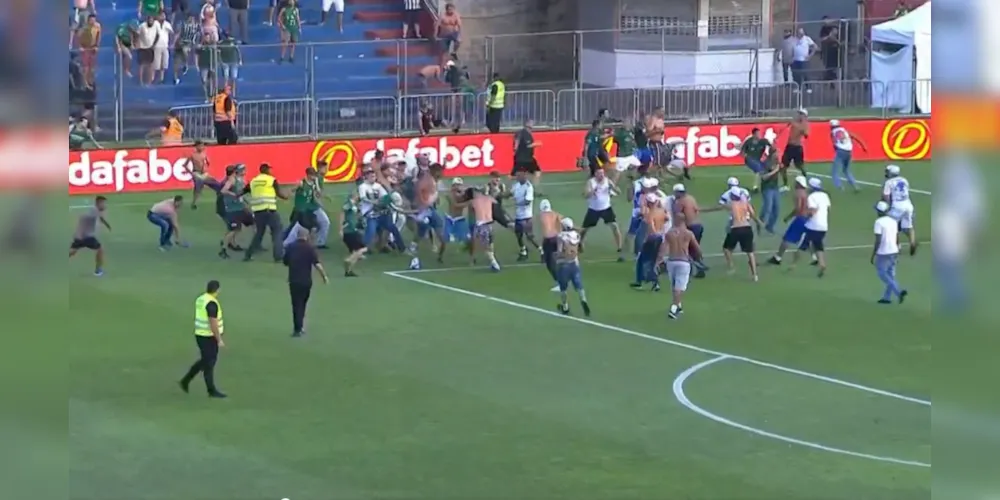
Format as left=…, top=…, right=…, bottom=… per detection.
left=218, top=164, right=253, bottom=258
left=789, top=177, right=831, bottom=277
left=740, top=127, right=772, bottom=190
left=538, top=199, right=564, bottom=292
left=339, top=192, right=368, bottom=277
left=872, top=200, right=908, bottom=304
left=147, top=195, right=187, bottom=250
left=70, top=196, right=111, bottom=276
left=283, top=167, right=322, bottom=249
left=511, top=168, right=541, bottom=261
left=470, top=188, right=501, bottom=271
left=659, top=212, right=701, bottom=319
left=721, top=190, right=761, bottom=281
left=185, top=139, right=212, bottom=209
left=829, top=119, right=867, bottom=192
left=882, top=164, right=918, bottom=255
left=630, top=193, right=668, bottom=291
left=778, top=108, right=810, bottom=191
left=641, top=107, right=666, bottom=170
left=581, top=120, right=610, bottom=178
left=767, top=176, right=818, bottom=266
left=409, top=163, right=445, bottom=269
left=670, top=183, right=708, bottom=278
left=555, top=217, right=591, bottom=317
left=443, top=177, right=472, bottom=252
left=512, top=119, right=542, bottom=185
left=358, top=168, right=390, bottom=249
left=313, top=161, right=333, bottom=249
left=278, top=0, right=301, bottom=64
left=579, top=167, right=623, bottom=259
left=611, top=122, right=639, bottom=185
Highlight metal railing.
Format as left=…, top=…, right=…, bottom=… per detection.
left=163, top=79, right=929, bottom=143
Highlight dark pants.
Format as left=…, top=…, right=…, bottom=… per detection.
left=782, top=63, right=792, bottom=83
left=790, top=60, right=807, bottom=88
left=181, top=335, right=219, bottom=393
left=485, top=107, right=503, bottom=133
left=245, top=209, right=283, bottom=261
left=147, top=211, right=174, bottom=246
left=214, top=120, right=238, bottom=145
left=289, top=282, right=312, bottom=333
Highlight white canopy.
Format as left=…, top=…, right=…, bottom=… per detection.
left=871, top=2, right=931, bottom=45
left=870, top=3, right=931, bottom=113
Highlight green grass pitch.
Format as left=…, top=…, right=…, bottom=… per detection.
left=70, top=161, right=933, bottom=499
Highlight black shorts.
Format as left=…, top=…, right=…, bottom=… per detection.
left=781, top=144, right=805, bottom=168
left=491, top=202, right=511, bottom=227
left=722, top=226, right=755, bottom=253
left=542, top=236, right=558, bottom=257
left=343, top=231, right=365, bottom=252
left=292, top=209, right=319, bottom=230
left=403, top=8, right=420, bottom=27
left=582, top=207, right=616, bottom=228
left=512, top=158, right=540, bottom=175
left=137, top=48, right=154, bottom=65
left=223, top=211, right=252, bottom=230
left=798, top=228, right=826, bottom=252
left=71, top=236, right=101, bottom=250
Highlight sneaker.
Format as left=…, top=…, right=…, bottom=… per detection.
left=898, top=290, right=908, bottom=304
left=877, top=298, right=892, bottom=304
left=581, top=301, right=591, bottom=317
left=550, top=285, right=560, bottom=292
left=557, top=304, right=570, bottom=315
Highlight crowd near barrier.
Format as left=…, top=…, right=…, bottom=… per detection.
left=165, top=79, right=929, bottom=143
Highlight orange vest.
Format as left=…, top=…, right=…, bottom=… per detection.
left=162, top=117, right=184, bottom=144
left=213, top=94, right=236, bottom=122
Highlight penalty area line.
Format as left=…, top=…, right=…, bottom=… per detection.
left=383, top=269, right=931, bottom=407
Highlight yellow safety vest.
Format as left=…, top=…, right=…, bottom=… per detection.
left=162, top=117, right=184, bottom=144
left=487, top=80, right=506, bottom=109
left=194, top=293, right=223, bottom=337
left=214, top=93, right=235, bottom=122
left=248, top=173, right=278, bottom=211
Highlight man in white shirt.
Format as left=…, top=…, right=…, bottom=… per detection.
left=510, top=169, right=541, bottom=260
left=882, top=164, right=918, bottom=255
left=829, top=119, right=868, bottom=192
left=153, top=13, right=174, bottom=84
left=579, top=167, right=623, bottom=261
left=790, top=177, right=830, bottom=276
left=791, top=28, right=817, bottom=93
left=135, top=16, right=160, bottom=85
left=872, top=200, right=908, bottom=304
left=357, top=168, right=389, bottom=248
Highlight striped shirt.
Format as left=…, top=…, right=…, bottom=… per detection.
left=178, top=19, right=201, bottom=46
left=403, top=0, right=422, bottom=10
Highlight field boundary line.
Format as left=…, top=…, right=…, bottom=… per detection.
left=672, top=355, right=931, bottom=468
left=384, top=270, right=931, bottom=407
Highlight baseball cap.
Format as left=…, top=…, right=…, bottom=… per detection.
left=829, top=119, right=841, bottom=127
left=539, top=199, right=552, bottom=212
left=875, top=200, right=890, bottom=213
left=560, top=217, right=574, bottom=229
left=798, top=108, right=809, bottom=116
left=673, top=183, right=686, bottom=192
left=451, top=177, right=464, bottom=185
left=727, top=177, right=740, bottom=187
left=885, top=164, right=901, bottom=176
left=808, top=177, right=822, bottom=189
left=794, top=175, right=808, bottom=188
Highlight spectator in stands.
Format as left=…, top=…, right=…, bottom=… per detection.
left=320, top=0, right=345, bottom=33
left=417, top=63, right=443, bottom=89
left=435, top=3, right=461, bottom=65
left=819, top=18, right=841, bottom=83
left=219, top=32, right=243, bottom=95
left=173, top=13, right=201, bottom=85
left=114, top=19, right=139, bottom=78
left=202, top=0, right=221, bottom=43
left=402, top=0, right=422, bottom=39
left=266, top=0, right=291, bottom=27
left=278, top=0, right=302, bottom=64
left=153, top=12, right=175, bottom=84
left=418, top=100, right=446, bottom=136
left=197, top=35, right=218, bottom=100
left=139, top=0, right=165, bottom=18
left=75, top=14, right=102, bottom=88
left=171, top=0, right=190, bottom=27
left=136, top=15, right=159, bottom=85
left=227, top=0, right=250, bottom=43
left=791, top=28, right=817, bottom=94
left=779, top=29, right=794, bottom=83
left=69, top=116, right=101, bottom=150
left=70, top=0, right=96, bottom=49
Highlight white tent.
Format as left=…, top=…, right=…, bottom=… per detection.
left=870, top=3, right=932, bottom=113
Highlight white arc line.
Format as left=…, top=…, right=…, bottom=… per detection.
left=384, top=271, right=931, bottom=407
left=672, top=356, right=931, bottom=468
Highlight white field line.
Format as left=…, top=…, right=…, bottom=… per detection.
left=809, top=172, right=933, bottom=195
left=384, top=266, right=931, bottom=407
left=672, top=356, right=931, bottom=468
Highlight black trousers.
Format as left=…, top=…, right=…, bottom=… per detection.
left=485, top=107, right=503, bottom=133
left=289, top=282, right=312, bottom=333
left=214, top=121, right=238, bottom=145
left=245, top=209, right=283, bottom=261
left=182, top=335, right=219, bottom=393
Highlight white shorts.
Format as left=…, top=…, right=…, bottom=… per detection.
left=615, top=155, right=641, bottom=172
left=889, top=203, right=915, bottom=230
left=323, top=0, right=344, bottom=12
left=666, top=260, right=692, bottom=292
left=153, top=46, right=170, bottom=70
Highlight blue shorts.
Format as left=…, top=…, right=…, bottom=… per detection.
left=627, top=214, right=644, bottom=235
left=744, top=157, right=765, bottom=174
left=556, top=261, right=583, bottom=292
left=417, top=209, right=443, bottom=238
left=444, top=216, right=469, bottom=242
left=782, top=216, right=807, bottom=244
left=636, top=147, right=654, bottom=166
left=687, top=223, right=704, bottom=243
left=514, top=217, right=533, bottom=234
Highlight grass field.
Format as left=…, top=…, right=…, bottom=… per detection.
left=69, top=161, right=936, bottom=499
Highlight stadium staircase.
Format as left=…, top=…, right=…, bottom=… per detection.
left=82, top=0, right=437, bottom=140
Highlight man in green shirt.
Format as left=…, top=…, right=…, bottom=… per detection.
left=283, top=167, right=321, bottom=248
left=196, top=41, right=218, bottom=100
left=339, top=193, right=368, bottom=277
left=757, top=150, right=782, bottom=234
left=740, top=127, right=772, bottom=176
left=278, top=0, right=301, bottom=64
left=218, top=164, right=253, bottom=258
left=138, top=0, right=163, bottom=18
left=218, top=33, right=242, bottom=95
left=114, top=20, right=138, bottom=78
left=581, top=120, right=609, bottom=178
left=611, top=124, right=639, bottom=185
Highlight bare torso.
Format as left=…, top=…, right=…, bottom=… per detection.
left=540, top=211, right=561, bottom=238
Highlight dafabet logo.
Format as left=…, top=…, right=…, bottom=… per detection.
left=881, top=119, right=930, bottom=161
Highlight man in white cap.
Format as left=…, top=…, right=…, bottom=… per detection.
left=717, top=177, right=750, bottom=206
left=555, top=217, right=591, bottom=316
left=778, top=108, right=810, bottom=192
left=789, top=177, right=830, bottom=277
left=829, top=119, right=867, bottom=192
left=538, top=199, right=565, bottom=292
left=882, top=164, right=918, bottom=255
left=767, top=175, right=818, bottom=266
left=871, top=200, right=908, bottom=304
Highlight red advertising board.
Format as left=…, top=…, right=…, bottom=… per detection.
left=68, top=118, right=931, bottom=195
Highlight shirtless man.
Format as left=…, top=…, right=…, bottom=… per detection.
left=555, top=217, right=591, bottom=316
left=443, top=178, right=472, bottom=254
left=631, top=193, right=669, bottom=291
left=721, top=191, right=762, bottom=281
left=779, top=108, right=810, bottom=191
left=436, top=3, right=462, bottom=65
left=470, top=188, right=501, bottom=271
left=658, top=212, right=701, bottom=319
left=148, top=195, right=187, bottom=250
left=185, top=139, right=213, bottom=209
left=670, top=183, right=708, bottom=278
left=768, top=176, right=817, bottom=266
left=70, top=195, right=111, bottom=276
left=642, top=107, right=666, bottom=171
left=410, top=164, right=445, bottom=269
left=538, top=199, right=564, bottom=292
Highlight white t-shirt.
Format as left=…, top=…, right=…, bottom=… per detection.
left=882, top=177, right=912, bottom=205
left=805, top=191, right=831, bottom=231
left=358, top=182, right=388, bottom=215
left=873, top=216, right=900, bottom=255
left=587, top=177, right=613, bottom=211
left=511, top=181, right=534, bottom=220
left=831, top=126, right=852, bottom=151
left=792, top=35, right=815, bottom=62
left=135, top=22, right=159, bottom=49
left=155, top=21, right=173, bottom=49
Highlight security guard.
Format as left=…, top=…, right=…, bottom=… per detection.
left=160, top=110, right=184, bottom=145
left=243, top=163, right=287, bottom=262
left=212, top=85, right=238, bottom=145
left=179, top=280, right=227, bottom=398
left=485, top=72, right=505, bottom=134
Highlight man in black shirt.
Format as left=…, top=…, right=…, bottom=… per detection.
left=419, top=101, right=445, bottom=136
left=283, top=226, right=329, bottom=337
left=511, top=118, right=541, bottom=183
left=819, top=17, right=841, bottom=82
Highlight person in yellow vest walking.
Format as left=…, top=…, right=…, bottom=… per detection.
left=242, top=163, right=288, bottom=262
left=213, top=85, right=238, bottom=145
left=153, top=109, right=185, bottom=146
left=485, top=72, right=505, bottom=134
left=180, top=280, right=227, bottom=398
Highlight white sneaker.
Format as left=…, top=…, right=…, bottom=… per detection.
left=550, top=285, right=561, bottom=292
left=779, top=186, right=790, bottom=193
